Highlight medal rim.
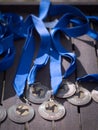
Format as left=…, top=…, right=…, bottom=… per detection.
left=8, top=104, right=35, bottom=123
left=0, top=105, right=7, bottom=122
left=67, top=87, right=91, bottom=106
left=91, top=87, right=98, bottom=103
left=38, top=100, right=66, bottom=121
left=56, top=81, right=76, bottom=98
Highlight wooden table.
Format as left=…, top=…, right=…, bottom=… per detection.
left=0, top=3, right=98, bottom=130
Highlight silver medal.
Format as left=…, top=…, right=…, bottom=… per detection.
left=26, top=82, right=51, bottom=104
left=67, top=87, right=91, bottom=106
left=0, top=106, right=7, bottom=122
left=56, top=81, right=76, bottom=98
left=8, top=103, right=34, bottom=123
left=38, top=99, right=65, bottom=121
left=91, top=87, right=98, bottom=103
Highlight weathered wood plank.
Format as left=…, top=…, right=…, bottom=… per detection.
left=73, top=34, right=98, bottom=130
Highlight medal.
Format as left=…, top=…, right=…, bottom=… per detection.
left=56, top=80, right=76, bottom=98
left=67, top=82, right=91, bottom=106
left=26, top=82, right=51, bottom=104
left=91, top=87, right=98, bottom=103
left=8, top=103, right=34, bottom=123
left=38, top=99, right=65, bottom=121
left=0, top=106, right=7, bottom=122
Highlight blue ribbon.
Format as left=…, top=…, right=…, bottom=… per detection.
left=13, top=0, right=98, bottom=97
left=44, top=20, right=76, bottom=95
left=49, top=46, right=62, bottom=95
left=39, top=0, right=50, bottom=20
left=50, top=32, right=76, bottom=94
left=39, top=0, right=98, bottom=40
left=14, top=15, right=51, bottom=97
left=0, top=12, right=23, bottom=72
left=77, top=74, right=98, bottom=82
left=27, top=16, right=50, bottom=86
left=0, top=34, right=15, bottom=71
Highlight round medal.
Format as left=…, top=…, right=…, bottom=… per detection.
left=38, top=99, right=65, bottom=121
left=91, top=87, right=98, bottom=103
left=8, top=104, right=34, bottom=123
left=56, top=81, right=76, bottom=98
left=67, top=87, right=91, bottom=106
left=26, top=82, right=51, bottom=104
left=0, top=106, right=7, bottom=122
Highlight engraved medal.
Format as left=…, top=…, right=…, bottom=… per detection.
left=67, top=86, right=91, bottom=106
left=56, top=80, right=76, bottom=98
left=8, top=103, right=34, bottom=123
left=38, top=99, right=65, bottom=121
left=26, top=82, right=51, bottom=104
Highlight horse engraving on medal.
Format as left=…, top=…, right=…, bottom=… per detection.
left=31, top=86, right=44, bottom=97
left=56, top=81, right=76, bottom=98
left=8, top=104, right=35, bottom=123
left=38, top=100, right=65, bottom=121
left=26, top=82, right=51, bottom=104
left=45, top=101, right=58, bottom=113
left=67, top=87, right=91, bottom=106
left=16, top=105, right=29, bottom=116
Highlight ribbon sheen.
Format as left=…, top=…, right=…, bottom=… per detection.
left=77, top=74, right=98, bottom=82
left=0, top=12, right=23, bottom=72
left=39, top=0, right=98, bottom=40
left=13, top=0, right=98, bottom=97
left=14, top=15, right=51, bottom=96
left=27, top=16, right=50, bottom=85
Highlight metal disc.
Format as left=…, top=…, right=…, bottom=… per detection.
left=38, top=100, right=65, bottom=121
left=8, top=104, right=34, bottom=123
left=91, top=87, right=98, bottom=103
left=26, top=82, right=51, bottom=104
left=56, top=81, right=76, bottom=98
left=0, top=106, right=7, bottom=122
left=67, top=87, right=91, bottom=106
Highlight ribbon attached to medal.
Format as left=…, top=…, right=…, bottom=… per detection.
left=26, top=15, right=51, bottom=104
left=7, top=0, right=98, bottom=124
left=0, top=13, right=23, bottom=123
left=67, top=74, right=98, bottom=106
left=8, top=15, right=42, bottom=123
